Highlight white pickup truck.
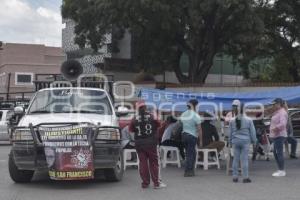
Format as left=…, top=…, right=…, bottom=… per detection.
left=9, top=87, right=125, bottom=183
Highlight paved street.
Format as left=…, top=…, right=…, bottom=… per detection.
left=0, top=145, right=299, bottom=200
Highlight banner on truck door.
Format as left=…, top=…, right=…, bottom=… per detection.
left=39, top=124, right=94, bottom=180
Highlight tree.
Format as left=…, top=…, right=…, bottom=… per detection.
left=248, top=56, right=293, bottom=82
left=62, top=0, right=264, bottom=83
left=261, top=0, right=300, bottom=82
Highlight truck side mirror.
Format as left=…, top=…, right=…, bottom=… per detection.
left=14, top=106, right=24, bottom=115
left=116, top=106, right=129, bottom=117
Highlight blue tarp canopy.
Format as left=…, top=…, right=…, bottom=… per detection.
left=138, top=87, right=300, bottom=112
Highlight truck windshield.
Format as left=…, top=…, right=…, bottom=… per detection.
left=28, top=89, right=112, bottom=115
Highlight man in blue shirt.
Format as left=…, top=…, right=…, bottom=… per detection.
left=180, top=99, right=202, bottom=177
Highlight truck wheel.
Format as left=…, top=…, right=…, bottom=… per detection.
left=8, top=153, right=34, bottom=183
left=104, top=153, right=124, bottom=182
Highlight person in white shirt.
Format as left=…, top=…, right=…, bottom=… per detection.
left=161, top=116, right=185, bottom=160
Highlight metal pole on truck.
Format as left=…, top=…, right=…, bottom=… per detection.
left=6, top=73, right=11, bottom=100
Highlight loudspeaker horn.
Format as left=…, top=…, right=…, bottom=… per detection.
left=60, top=60, right=83, bottom=81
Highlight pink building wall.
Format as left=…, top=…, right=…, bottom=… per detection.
left=0, top=43, right=66, bottom=99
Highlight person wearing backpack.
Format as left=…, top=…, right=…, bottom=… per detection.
left=229, top=101, right=257, bottom=183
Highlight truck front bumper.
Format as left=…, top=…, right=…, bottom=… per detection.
left=11, top=142, right=122, bottom=171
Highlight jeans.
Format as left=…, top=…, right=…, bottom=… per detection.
left=287, top=136, right=298, bottom=157
left=183, top=133, right=197, bottom=172
left=273, top=137, right=286, bottom=170
left=232, top=140, right=250, bottom=179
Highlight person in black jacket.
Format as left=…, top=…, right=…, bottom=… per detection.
left=201, top=113, right=225, bottom=153
left=129, top=101, right=166, bottom=189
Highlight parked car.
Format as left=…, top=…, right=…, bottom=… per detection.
left=288, top=108, right=300, bottom=138
left=0, top=100, right=30, bottom=142
left=0, top=109, right=10, bottom=141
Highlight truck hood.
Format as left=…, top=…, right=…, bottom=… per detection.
left=18, top=113, right=118, bottom=127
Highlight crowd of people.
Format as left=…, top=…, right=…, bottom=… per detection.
left=121, top=98, right=298, bottom=189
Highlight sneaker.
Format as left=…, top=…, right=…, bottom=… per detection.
left=272, top=170, right=286, bottom=177
left=272, top=171, right=279, bottom=176
left=154, top=182, right=167, bottom=189
left=290, top=155, right=298, bottom=159
left=243, top=178, right=252, bottom=183
left=233, top=178, right=238, bottom=183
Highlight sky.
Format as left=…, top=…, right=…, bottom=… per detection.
left=0, top=0, right=63, bottom=47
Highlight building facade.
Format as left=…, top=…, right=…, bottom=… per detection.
left=62, top=19, right=132, bottom=73
left=0, top=43, right=66, bottom=100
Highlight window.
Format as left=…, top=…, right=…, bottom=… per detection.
left=28, top=89, right=113, bottom=115
left=0, top=111, right=3, bottom=121
left=15, top=73, right=33, bottom=85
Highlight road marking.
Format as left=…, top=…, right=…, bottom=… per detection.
left=0, top=160, right=6, bottom=162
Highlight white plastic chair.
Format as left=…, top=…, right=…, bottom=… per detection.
left=195, top=148, right=220, bottom=170
left=159, top=146, right=181, bottom=168
left=123, top=149, right=139, bottom=170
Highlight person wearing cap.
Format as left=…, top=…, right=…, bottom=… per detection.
left=225, top=100, right=241, bottom=125
left=129, top=100, right=166, bottom=189
left=180, top=99, right=202, bottom=177
left=229, top=102, right=257, bottom=183
left=270, top=98, right=288, bottom=177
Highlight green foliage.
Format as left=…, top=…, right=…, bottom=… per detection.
left=249, top=54, right=299, bottom=82
left=258, top=0, right=300, bottom=82
left=62, top=0, right=265, bottom=83
left=62, top=0, right=300, bottom=83
left=271, top=55, right=294, bottom=82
